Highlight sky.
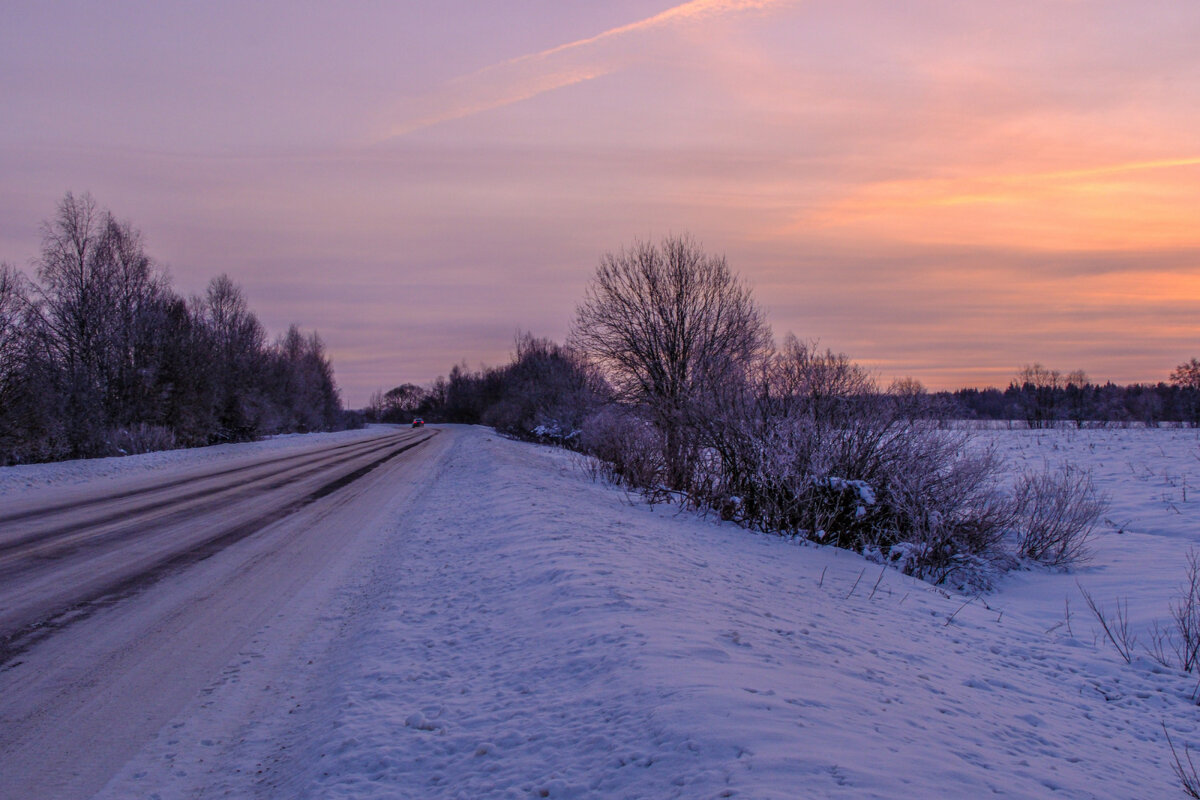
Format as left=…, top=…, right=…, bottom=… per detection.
left=2, top=0, right=1199, bottom=406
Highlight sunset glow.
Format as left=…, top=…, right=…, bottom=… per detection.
left=3, top=1, right=1199, bottom=403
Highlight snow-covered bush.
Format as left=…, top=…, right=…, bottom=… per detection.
left=686, top=337, right=1017, bottom=587
left=1012, top=464, right=1106, bottom=566
left=579, top=405, right=665, bottom=493
left=880, top=440, right=1017, bottom=588
left=107, top=423, right=178, bottom=456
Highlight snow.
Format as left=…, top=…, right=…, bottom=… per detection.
left=983, top=427, right=1200, bottom=643
left=824, top=476, right=877, bottom=507
left=54, top=424, right=1196, bottom=797
left=0, top=425, right=387, bottom=494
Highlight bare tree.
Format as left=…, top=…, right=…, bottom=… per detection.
left=195, top=274, right=268, bottom=438
left=3, top=193, right=350, bottom=462
left=0, top=264, right=29, bottom=400
left=1172, top=359, right=1200, bottom=391
left=1014, top=363, right=1062, bottom=428
left=34, top=193, right=153, bottom=452
left=34, top=192, right=106, bottom=425
left=0, top=263, right=39, bottom=460
left=382, top=383, right=427, bottom=421
left=482, top=332, right=603, bottom=443
left=571, top=234, right=771, bottom=491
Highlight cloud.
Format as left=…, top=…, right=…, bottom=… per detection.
left=801, top=156, right=1200, bottom=251
left=376, top=0, right=792, bottom=140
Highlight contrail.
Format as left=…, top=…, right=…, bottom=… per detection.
left=486, top=0, right=783, bottom=69
left=377, top=0, right=791, bottom=140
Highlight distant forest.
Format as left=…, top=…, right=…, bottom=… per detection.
left=938, top=363, right=1200, bottom=428
left=0, top=193, right=351, bottom=465
left=370, top=354, right=1200, bottom=433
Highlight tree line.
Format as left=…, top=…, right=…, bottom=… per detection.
left=941, top=362, right=1200, bottom=428
left=365, top=332, right=602, bottom=447
left=0, top=193, right=350, bottom=465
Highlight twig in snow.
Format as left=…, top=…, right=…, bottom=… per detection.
left=818, top=566, right=827, bottom=588
left=845, top=568, right=866, bottom=600
left=867, top=566, right=887, bottom=600
left=1078, top=582, right=1135, bottom=664
left=944, top=595, right=978, bottom=627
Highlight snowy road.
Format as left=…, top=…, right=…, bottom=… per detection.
left=0, top=425, right=447, bottom=800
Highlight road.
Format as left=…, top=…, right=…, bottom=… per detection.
left=0, top=425, right=448, bottom=799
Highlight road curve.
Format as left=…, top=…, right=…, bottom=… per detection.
left=0, top=424, right=451, bottom=799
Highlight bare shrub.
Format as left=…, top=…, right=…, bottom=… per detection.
left=1164, top=723, right=1200, bottom=799
left=885, top=441, right=1018, bottom=588
left=1171, top=550, right=1200, bottom=673
left=579, top=406, right=665, bottom=494
left=691, top=336, right=1015, bottom=588
left=1079, top=583, right=1136, bottom=664
left=1134, top=550, right=1200, bottom=679
left=1013, top=465, right=1106, bottom=566
left=107, top=423, right=178, bottom=456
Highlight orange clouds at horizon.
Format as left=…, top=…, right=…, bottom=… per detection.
left=800, top=157, right=1200, bottom=252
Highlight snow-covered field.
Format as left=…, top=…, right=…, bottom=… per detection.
left=985, top=427, right=1200, bottom=644
left=10, top=425, right=1200, bottom=797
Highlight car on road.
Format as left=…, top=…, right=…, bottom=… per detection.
left=412, top=418, right=425, bottom=428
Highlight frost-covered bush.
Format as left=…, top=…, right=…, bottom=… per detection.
left=578, top=331, right=1042, bottom=588
left=107, top=423, right=178, bottom=456
left=579, top=405, right=665, bottom=492
left=687, top=338, right=1016, bottom=586
left=882, top=443, right=1017, bottom=588
left=1012, top=464, right=1106, bottom=566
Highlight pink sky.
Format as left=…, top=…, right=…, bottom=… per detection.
left=3, top=1, right=1199, bottom=405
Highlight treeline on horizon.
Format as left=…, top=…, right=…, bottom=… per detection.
left=365, top=332, right=599, bottom=444
left=370, top=357, right=1200, bottom=433
left=0, top=193, right=350, bottom=466
left=939, top=362, right=1200, bottom=428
